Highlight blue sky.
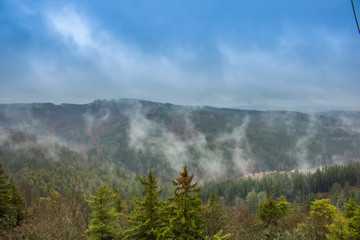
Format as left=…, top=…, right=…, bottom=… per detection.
left=1, top=0, right=359, bottom=110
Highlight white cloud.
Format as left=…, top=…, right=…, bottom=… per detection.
left=46, top=6, right=93, bottom=49
left=44, top=5, right=199, bottom=90
left=10, top=3, right=357, bottom=110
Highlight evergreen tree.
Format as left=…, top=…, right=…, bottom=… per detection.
left=344, top=199, right=359, bottom=219
left=124, top=169, right=163, bottom=240
left=207, top=191, right=218, bottom=207
left=246, top=191, right=259, bottom=213
left=326, top=209, right=351, bottom=240
left=202, top=191, right=225, bottom=237
left=0, top=163, right=9, bottom=225
left=87, top=185, right=121, bottom=240
left=304, top=199, right=337, bottom=240
left=0, top=163, right=25, bottom=231
left=276, top=195, right=291, bottom=217
left=258, top=196, right=281, bottom=227
left=114, top=193, right=125, bottom=214
left=344, top=199, right=360, bottom=239
left=160, top=165, right=203, bottom=240
left=309, top=199, right=337, bottom=222
left=5, top=179, right=26, bottom=228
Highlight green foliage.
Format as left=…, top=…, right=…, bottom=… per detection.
left=202, top=191, right=226, bottom=238
left=246, top=191, right=259, bottom=213
left=0, top=163, right=26, bottom=232
left=87, top=186, right=121, bottom=240
left=258, top=196, right=282, bottom=227
left=297, top=199, right=338, bottom=240
left=309, top=199, right=337, bottom=222
left=0, top=162, right=9, bottom=225
left=2, top=102, right=360, bottom=179
left=207, top=190, right=218, bottom=207
left=306, top=192, right=316, bottom=211
left=245, top=190, right=267, bottom=213
left=159, top=165, right=203, bottom=240
left=344, top=199, right=359, bottom=219
left=344, top=199, right=360, bottom=239
left=331, top=183, right=342, bottom=206
left=203, top=163, right=360, bottom=209
left=326, top=209, right=351, bottom=240
left=204, top=230, right=232, bottom=240
left=277, top=195, right=291, bottom=217
left=4, top=180, right=26, bottom=228
left=114, top=193, right=125, bottom=213
left=124, top=169, right=163, bottom=240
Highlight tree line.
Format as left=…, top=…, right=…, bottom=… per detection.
left=2, top=161, right=360, bottom=239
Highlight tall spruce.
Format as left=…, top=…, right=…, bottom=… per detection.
left=0, top=163, right=9, bottom=230
left=159, top=165, right=203, bottom=240
left=0, top=163, right=25, bottom=231
left=258, top=196, right=282, bottom=227
left=5, top=179, right=26, bottom=228
left=87, top=185, right=121, bottom=240
left=0, top=163, right=8, bottom=223
left=124, top=169, right=163, bottom=240
left=202, top=191, right=226, bottom=237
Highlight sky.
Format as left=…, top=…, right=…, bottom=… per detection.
left=0, top=0, right=360, bottom=111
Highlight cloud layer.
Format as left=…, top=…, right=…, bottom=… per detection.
left=0, top=0, right=359, bottom=110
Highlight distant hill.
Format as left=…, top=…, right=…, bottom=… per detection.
left=1, top=99, right=359, bottom=180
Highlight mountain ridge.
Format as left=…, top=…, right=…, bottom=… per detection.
left=0, top=98, right=359, bottom=180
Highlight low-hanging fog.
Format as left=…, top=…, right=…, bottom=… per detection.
left=0, top=99, right=359, bottom=180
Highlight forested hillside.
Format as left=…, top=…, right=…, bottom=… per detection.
left=1, top=100, right=360, bottom=239
left=1, top=134, right=360, bottom=239
left=1, top=99, right=359, bottom=180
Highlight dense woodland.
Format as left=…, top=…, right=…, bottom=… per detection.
left=1, top=130, right=360, bottom=239
left=1, top=101, right=360, bottom=239
left=1, top=100, right=360, bottom=179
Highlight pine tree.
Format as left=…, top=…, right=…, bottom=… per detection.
left=0, top=163, right=9, bottom=230
left=305, top=199, right=337, bottom=239
left=5, top=179, right=26, bottom=227
left=344, top=199, right=359, bottom=219
left=87, top=185, right=121, bottom=240
left=0, top=163, right=25, bottom=231
left=258, top=196, right=281, bottom=227
left=124, top=169, right=163, bottom=240
left=114, top=192, right=125, bottom=214
left=202, top=190, right=226, bottom=237
left=326, top=209, right=351, bottom=240
left=159, top=165, right=203, bottom=240
left=344, top=199, right=360, bottom=239
left=276, top=195, right=291, bottom=217
left=0, top=163, right=9, bottom=224
left=207, top=191, right=218, bottom=207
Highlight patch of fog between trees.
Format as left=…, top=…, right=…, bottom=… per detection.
left=0, top=105, right=46, bottom=136
left=293, top=114, right=320, bottom=170
left=126, top=106, right=253, bottom=179
left=83, top=107, right=112, bottom=146
left=125, top=107, right=358, bottom=178
left=2, top=102, right=360, bottom=178
left=0, top=128, right=62, bottom=161
left=0, top=130, right=88, bottom=164
left=339, top=116, right=360, bottom=134
left=0, top=105, right=91, bottom=158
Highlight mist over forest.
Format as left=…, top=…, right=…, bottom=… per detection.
left=1, top=0, right=360, bottom=238
left=1, top=99, right=359, bottom=180
left=1, top=99, right=360, bottom=239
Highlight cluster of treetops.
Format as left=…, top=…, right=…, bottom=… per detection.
left=1, top=161, right=360, bottom=240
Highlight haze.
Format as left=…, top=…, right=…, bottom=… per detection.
left=1, top=0, right=359, bottom=111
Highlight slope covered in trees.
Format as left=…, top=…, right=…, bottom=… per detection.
left=1, top=158, right=360, bottom=239
left=0, top=99, right=359, bottom=180
left=1, top=99, right=360, bottom=239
